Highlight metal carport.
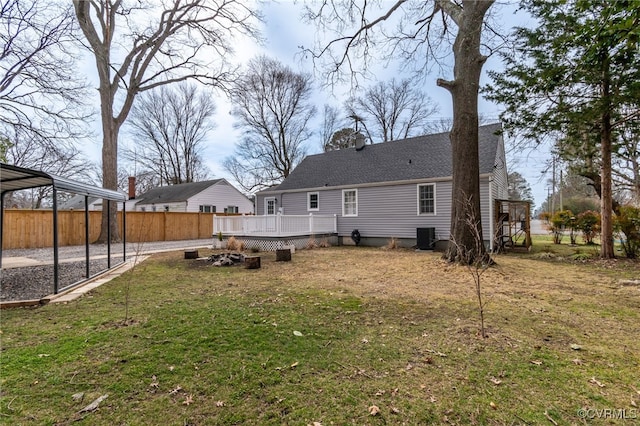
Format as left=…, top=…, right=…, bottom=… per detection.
left=0, top=163, right=126, bottom=296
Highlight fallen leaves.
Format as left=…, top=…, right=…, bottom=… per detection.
left=368, top=405, right=380, bottom=416
left=530, top=360, right=543, bottom=366
left=489, top=377, right=502, bottom=385
left=589, top=377, right=605, bottom=388
left=149, top=375, right=159, bottom=389
left=183, top=394, right=194, bottom=406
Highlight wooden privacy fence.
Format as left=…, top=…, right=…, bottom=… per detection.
left=1, top=210, right=232, bottom=249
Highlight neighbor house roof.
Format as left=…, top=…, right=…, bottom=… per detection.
left=135, top=179, right=223, bottom=205
left=267, top=123, right=502, bottom=192
left=59, top=194, right=100, bottom=210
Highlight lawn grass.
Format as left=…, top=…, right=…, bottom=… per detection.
left=1, top=246, right=639, bottom=425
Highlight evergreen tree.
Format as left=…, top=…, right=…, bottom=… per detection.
left=485, top=0, right=640, bottom=258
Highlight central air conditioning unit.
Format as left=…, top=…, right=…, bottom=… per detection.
left=416, top=227, right=436, bottom=250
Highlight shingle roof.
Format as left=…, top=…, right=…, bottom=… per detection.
left=272, top=123, right=502, bottom=192
left=135, top=179, right=223, bottom=205
left=59, top=194, right=99, bottom=210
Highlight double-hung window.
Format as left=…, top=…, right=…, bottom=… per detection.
left=307, top=192, right=319, bottom=211
left=417, top=184, right=436, bottom=215
left=342, top=189, right=358, bottom=216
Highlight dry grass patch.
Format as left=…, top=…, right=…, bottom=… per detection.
left=1, top=246, right=638, bottom=425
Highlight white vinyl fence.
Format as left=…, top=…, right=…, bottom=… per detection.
left=213, top=214, right=337, bottom=237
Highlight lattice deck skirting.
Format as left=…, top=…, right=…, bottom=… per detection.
left=222, top=234, right=338, bottom=252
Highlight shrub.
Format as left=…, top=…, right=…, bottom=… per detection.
left=305, top=236, right=318, bottom=249
left=226, top=236, right=245, bottom=251
left=318, top=238, right=331, bottom=248
left=614, top=206, right=640, bottom=259
left=538, top=211, right=551, bottom=223
left=550, top=210, right=576, bottom=244
left=576, top=210, right=600, bottom=244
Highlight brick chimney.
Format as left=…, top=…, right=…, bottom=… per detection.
left=128, top=176, right=136, bottom=200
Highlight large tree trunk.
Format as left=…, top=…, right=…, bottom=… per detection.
left=96, top=63, right=121, bottom=243
left=98, top=115, right=121, bottom=243
left=438, top=1, right=491, bottom=263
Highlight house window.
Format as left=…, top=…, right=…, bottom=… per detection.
left=417, top=183, right=436, bottom=215
left=164, top=206, right=169, bottom=212
left=307, top=192, right=319, bottom=211
left=199, top=205, right=216, bottom=213
left=224, top=205, right=238, bottom=214
left=342, top=189, right=357, bottom=216
left=265, top=198, right=276, bottom=215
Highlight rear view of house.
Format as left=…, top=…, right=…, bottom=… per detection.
left=255, top=123, right=509, bottom=249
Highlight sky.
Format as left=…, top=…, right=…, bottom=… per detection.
left=79, top=0, right=551, bottom=209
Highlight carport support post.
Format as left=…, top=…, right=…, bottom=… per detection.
left=122, top=201, right=126, bottom=263
left=107, top=200, right=111, bottom=269
left=53, top=187, right=59, bottom=294
left=85, top=195, right=90, bottom=278
left=0, top=192, right=4, bottom=269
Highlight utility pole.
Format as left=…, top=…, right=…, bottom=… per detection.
left=551, top=157, right=556, bottom=214
left=559, top=169, right=563, bottom=211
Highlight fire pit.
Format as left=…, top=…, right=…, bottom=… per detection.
left=208, top=252, right=245, bottom=266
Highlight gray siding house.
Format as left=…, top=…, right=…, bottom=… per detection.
left=255, top=123, right=509, bottom=249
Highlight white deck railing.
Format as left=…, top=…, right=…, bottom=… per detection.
left=214, top=214, right=338, bottom=237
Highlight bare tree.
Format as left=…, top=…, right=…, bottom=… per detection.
left=345, top=78, right=439, bottom=142
left=304, top=0, right=498, bottom=264
left=3, top=127, right=95, bottom=208
left=450, top=193, right=494, bottom=339
left=73, top=0, right=260, bottom=242
left=224, top=55, right=316, bottom=192
left=124, top=83, right=215, bottom=186
left=1, top=0, right=91, bottom=151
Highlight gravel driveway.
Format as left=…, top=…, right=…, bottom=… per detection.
left=1, top=239, right=213, bottom=303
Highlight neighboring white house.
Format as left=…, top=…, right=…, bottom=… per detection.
left=255, top=123, right=510, bottom=249
left=132, top=179, right=253, bottom=213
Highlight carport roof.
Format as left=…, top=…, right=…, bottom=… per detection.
left=0, top=163, right=125, bottom=201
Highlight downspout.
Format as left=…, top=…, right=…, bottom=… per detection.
left=489, top=177, right=494, bottom=252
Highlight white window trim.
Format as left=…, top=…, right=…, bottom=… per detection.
left=417, top=183, right=436, bottom=215
left=265, top=197, right=276, bottom=215
left=342, top=189, right=358, bottom=217
left=307, top=192, right=319, bottom=211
